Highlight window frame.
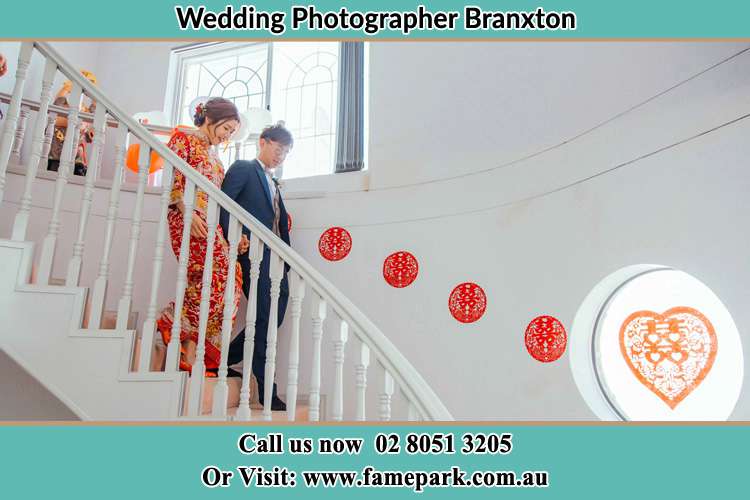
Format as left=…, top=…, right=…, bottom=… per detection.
left=164, top=41, right=366, bottom=181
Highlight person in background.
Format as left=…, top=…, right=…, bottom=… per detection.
left=0, top=53, right=7, bottom=119
left=47, top=70, right=97, bottom=176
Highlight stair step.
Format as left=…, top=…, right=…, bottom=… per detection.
left=226, top=403, right=310, bottom=422
left=44, top=276, right=303, bottom=420
left=98, top=310, right=138, bottom=330
left=47, top=278, right=138, bottom=330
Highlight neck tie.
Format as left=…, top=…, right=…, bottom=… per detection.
left=271, top=178, right=281, bottom=237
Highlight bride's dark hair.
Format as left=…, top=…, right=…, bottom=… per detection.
left=193, top=97, right=239, bottom=128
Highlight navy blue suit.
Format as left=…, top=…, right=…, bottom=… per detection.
left=220, top=159, right=290, bottom=401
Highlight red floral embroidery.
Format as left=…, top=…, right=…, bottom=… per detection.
left=156, top=130, right=242, bottom=370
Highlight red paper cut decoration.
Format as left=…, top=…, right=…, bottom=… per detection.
left=318, top=227, right=352, bottom=261
left=525, top=315, right=567, bottom=363
left=619, top=306, right=717, bottom=409
left=287, top=213, right=292, bottom=232
left=448, top=282, right=487, bottom=323
left=383, top=251, right=419, bottom=288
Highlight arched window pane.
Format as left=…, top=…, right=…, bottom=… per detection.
left=271, top=42, right=339, bottom=179
left=173, top=41, right=341, bottom=178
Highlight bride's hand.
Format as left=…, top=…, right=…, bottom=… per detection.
left=190, top=215, right=208, bottom=238
left=239, top=234, right=249, bottom=254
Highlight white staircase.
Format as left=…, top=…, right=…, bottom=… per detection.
left=0, top=41, right=452, bottom=422
left=0, top=239, right=184, bottom=420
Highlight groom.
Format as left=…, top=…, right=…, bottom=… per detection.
left=219, top=123, right=293, bottom=411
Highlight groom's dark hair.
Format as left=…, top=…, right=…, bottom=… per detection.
left=260, top=122, right=293, bottom=147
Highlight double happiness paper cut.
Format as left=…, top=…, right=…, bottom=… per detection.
left=318, top=227, right=352, bottom=261
left=383, top=251, right=419, bottom=288
left=525, top=315, right=567, bottom=362
left=448, top=282, right=487, bottom=323
left=619, top=306, right=718, bottom=409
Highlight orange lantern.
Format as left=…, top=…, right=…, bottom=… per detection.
left=126, top=143, right=164, bottom=174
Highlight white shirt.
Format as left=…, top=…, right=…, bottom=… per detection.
left=257, top=158, right=277, bottom=201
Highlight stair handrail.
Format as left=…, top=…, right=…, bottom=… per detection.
left=33, top=41, right=453, bottom=421
left=0, top=91, right=174, bottom=138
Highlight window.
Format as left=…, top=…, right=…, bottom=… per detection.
left=169, top=41, right=350, bottom=179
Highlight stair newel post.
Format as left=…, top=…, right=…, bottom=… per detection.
left=138, top=161, right=174, bottom=372
left=0, top=42, right=33, bottom=204
left=187, top=198, right=218, bottom=416
left=236, top=235, right=264, bottom=421
left=89, top=124, right=128, bottom=329
left=379, top=366, right=395, bottom=422
left=115, top=140, right=150, bottom=329
left=65, top=104, right=107, bottom=286
left=12, top=58, right=57, bottom=241
left=165, top=179, right=197, bottom=371
left=331, top=318, right=349, bottom=422
left=37, top=81, right=83, bottom=285
left=308, top=293, right=327, bottom=421
left=262, top=252, right=284, bottom=421
left=10, top=106, right=30, bottom=164
left=355, top=342, right=370, bottom=421
left=285, top=271, right=305, bottom=421
left=212, top=215, right=241, bottom=417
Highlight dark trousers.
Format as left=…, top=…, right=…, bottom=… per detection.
left=228, top=255, right=289, bottom=401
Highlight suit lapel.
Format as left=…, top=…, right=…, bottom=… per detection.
left=252, top=160, right=274, bottom=211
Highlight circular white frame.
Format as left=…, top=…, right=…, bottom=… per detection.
left=570, top=264, right=743, bottom=421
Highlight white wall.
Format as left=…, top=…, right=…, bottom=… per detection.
left=2, top=41, right=749, bottom=420
left=287, top=42, right=750, bottom=420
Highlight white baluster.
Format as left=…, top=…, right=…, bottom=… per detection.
left=331, top=319, right=349, bottom=422
left=262, top=252, right=284, bottom=421
left=37, top=82, right=83, bottom=285
left=165, top=180, right=196, bottom=371
left=65, top=104, right=106, bottom=286
left=0, top=42, right=33, bottom=203
left=38, top=112, right=57, bottom=171
left=379, top=368, right=394, bottom=422
left=236, top=236, right=264, bottom=421
left=187, top=198, right=218, bottom=416
left=212, top=216, right=241, bottom=417
left=88, top=125, right=128, bottom=328
left=309, top=294, right=327, bottom=421
left=355, top=343, right=370, bottom=421
left=12, top=58, right=57, bottom=241
left=285, top=271, right=305, bottom=421
left=138, top=162, right=174, bottom=372
left=93, top=115, right=106, bottom=178
left=115, top=141, right=150, bottom=329
left=10, top=106, right=30, bottom=164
